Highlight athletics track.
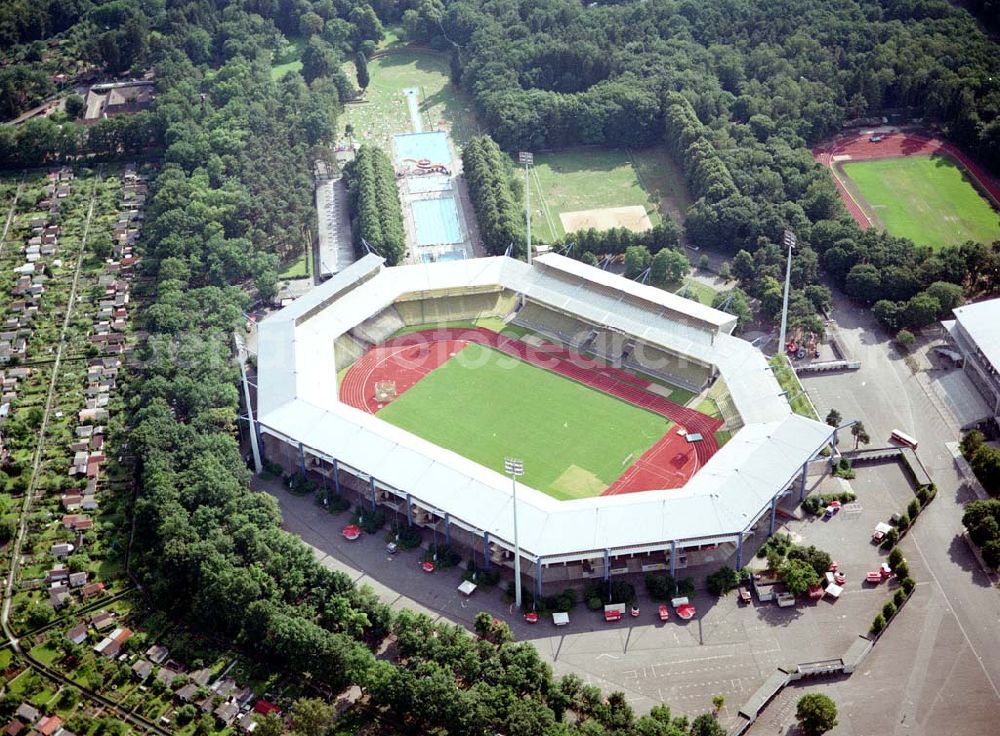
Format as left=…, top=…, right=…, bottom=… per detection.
left=338, top=327, right=724, bottom=495
left=813, top=132, right=1000, bottom=231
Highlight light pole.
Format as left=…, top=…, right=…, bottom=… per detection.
left=777, top=229, right=796, bottom=354
left=518, top=152, right=533, bottom=265
left=504, top=456, right=524, bottom=608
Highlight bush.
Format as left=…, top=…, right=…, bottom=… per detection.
left=896, top=513, right=910, bottom=531
left=895, top=329, right=915, bottom=348
left=586, top=596, right=604, bottom=611
left=881, top=528, right=899, bottom=549
left=916, top=484, right=936, bottom=505
left=882, top=600, right=897, bottom=620
left=353, top=506, right=385, bottom=534
left=887, top=547, right=904, bottom=569
left=893, top=589, right=907, bottom=607
left=706, top=566, right=742, bottom=596
left=386, top=523, right=422, bottom=550
left=907, top=498, right=921, bottom=519
left=644, top=572, right=677, bottom=601
left=901, top=577, right=916, bottom=595
left=893, top=560, right=909, bottom=579
left=609, top=581, right=636, bottom=604
left=327, top=494, right=350, bottom=514
left=425, top=543, right=461, bottom=567
left=870, top=613, right=885, bottom=634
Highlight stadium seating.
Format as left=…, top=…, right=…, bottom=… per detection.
left=394, top=289, right=515, bottom=325
left=334, top=334, right=368, bottom=373
left=624, top=343, right=711, bottom=392
left=351, top=306, right=405, bottom=345
left=513, top=302, right=593, bottom=344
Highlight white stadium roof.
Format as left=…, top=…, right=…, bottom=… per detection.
left=952, top=298, right=1000, bottom=372
left=257, top=255, right=833, bottom=559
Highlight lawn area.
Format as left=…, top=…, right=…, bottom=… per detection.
left=342, top=49, right=480, bottom=152
left=769, top=354, right=819, bottom=420
left=376, top=343, right=671, bottom=499
left=695, top=397, right=733, bottom=447
left=528, top=145, right=690, bottom=242
left=270, top=37, right=305, bottom=80
left=841, top=154, right=1000, bottom=250
left=278, top=250, right=311, bottom=279
left=671, top=278, right=718, bottom=306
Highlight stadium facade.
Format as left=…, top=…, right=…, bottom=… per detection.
left=255, top=253, right=836, bottom=593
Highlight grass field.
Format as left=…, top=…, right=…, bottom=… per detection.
left=342, top=49, right=480, bottom=153
left=376, top=343, right=671, bottom=499
left=769, top=354, right=819, bottom=421
left=270, top=37, right=305, bottom=80
left=529, top=145, right=690, bottom=242
left=841, top=154, right=1000, bottom=250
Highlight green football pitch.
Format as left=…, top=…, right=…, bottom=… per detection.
left=841, top=154, right=1000, bottom=250
left=375, top=343, right=671, bottom=500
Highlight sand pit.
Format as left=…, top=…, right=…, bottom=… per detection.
left=560, top=205, right=653, bottom=234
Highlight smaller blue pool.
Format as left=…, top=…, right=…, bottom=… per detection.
left=421, top=249, right=466, bottom=263
left=394, top=132, right=452, bottom=167
left=411, top=197, right=463, bottom=246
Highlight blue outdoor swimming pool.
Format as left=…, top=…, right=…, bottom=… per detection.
left=421, top=249, right=466, bottom=263
left=394, top=131, right=452, bottom=167
left=411, top=197, right=463, bottom=246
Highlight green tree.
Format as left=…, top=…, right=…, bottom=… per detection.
left=845, top=263, right=882, bottom=303
left=689, top=713, right=726, bottom=736
left=779, top=558, right=820, bottom=596
left=797, top=693, right=837, bottom=735
left=961, top=430, right=986, bottom=459
left=903, top=292, right=941, bottom=327
left=301, top=37, right=339, bottom=84
left=290, top=697, right=333, bottom=736
left=299, top=11, right=324, bottom=36
left=625, top=245, right=652, bottom=278
left=355, top=51, right=369, bottom=89
left=64, top=94, right=85, bottom=119
left=970, top=445, right=1000, bottom=494
left=895, top=329, right=915, bottom=347
left=712, top=288, right=752, bottom=331
left=851, top=421, right=870, bottom=449
left=825, top=409, right=841, bottom=427
left=651, top=248, right=690, bottom=284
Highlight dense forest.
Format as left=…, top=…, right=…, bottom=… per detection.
left=405, top=0, right=1000, bottom=331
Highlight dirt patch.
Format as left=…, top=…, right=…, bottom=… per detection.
left=560, top=205, right=653, bottom=234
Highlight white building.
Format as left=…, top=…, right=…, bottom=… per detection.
left=255, top=254, right=835, bottom=592
left=944, top=297, right=1000, bottom=421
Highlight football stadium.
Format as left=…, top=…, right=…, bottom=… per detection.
left=256, top=253, right=836, bottom=593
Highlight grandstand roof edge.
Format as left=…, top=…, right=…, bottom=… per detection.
left=533, top=252, right=736, bottom=332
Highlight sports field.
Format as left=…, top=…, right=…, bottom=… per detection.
left=375, top=343, right=671, bottom=500
left=342, top=50, right=480, bottom=152
left=528, top=145, right=690, bottom=241
left=841, top=154, right=1000, bottom=250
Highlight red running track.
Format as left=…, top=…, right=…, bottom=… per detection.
left=339, top=327, right=724, bottom=493
left=813, top=132, right=1000, bottom=231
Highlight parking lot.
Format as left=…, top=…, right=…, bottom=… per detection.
left=260, top=457, right=913, bottom=726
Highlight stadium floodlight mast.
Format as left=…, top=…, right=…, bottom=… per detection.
left=518, top=152, right=533, bottom=265
left=504, top=456, right=525, bottom=608
left=777, top=229, right=797, bottom=355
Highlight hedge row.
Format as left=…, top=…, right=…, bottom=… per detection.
left=345, top=145, right=405, bottom=264
left=462, top=135, right=524, bottom=257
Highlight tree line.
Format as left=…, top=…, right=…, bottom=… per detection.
left=462, top=135, right=525, bottom=256
left=344, top=145, right=406, bottom=265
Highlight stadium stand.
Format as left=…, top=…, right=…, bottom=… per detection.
left=351, top=306, right=405, bottom=344
left=394, top=288, right=516, bottom=325
left=624, top=343, right=711, bottom=392
left=334, top=333, right=368, bottom=373
left=513, top=301, right=594, bottom=345
left=707, top=376, right=743, bottom=433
